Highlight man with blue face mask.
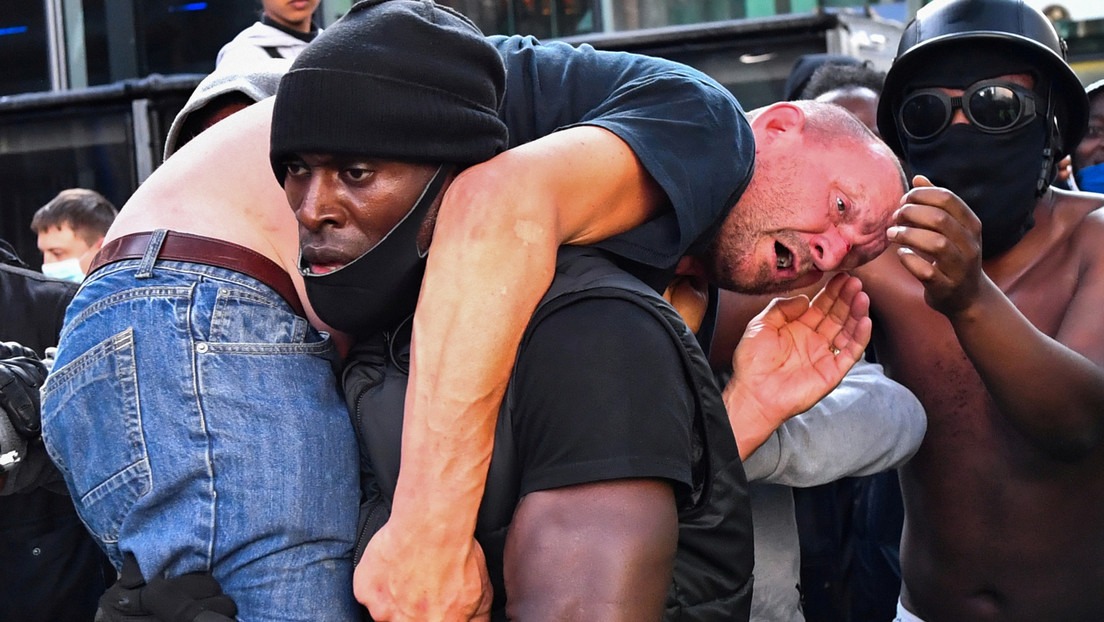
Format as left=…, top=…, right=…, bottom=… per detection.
left=1072, top=79, right=1104, bottom=193
left=30, top=188, right=117, bottom=283
left=854, top=0, right=1104, bottom=620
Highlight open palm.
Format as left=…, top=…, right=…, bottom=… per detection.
left=727, top=273, right=871, bottom=441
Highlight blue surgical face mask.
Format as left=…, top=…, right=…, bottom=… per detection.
left=41, top=257, right=85, bottom=283
left=1074, top=162, right=1104, bottom=194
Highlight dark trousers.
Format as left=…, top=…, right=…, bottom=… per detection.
left=795, top=471, right=905, bottom=622
left=0, top=489, right=115, bottom=622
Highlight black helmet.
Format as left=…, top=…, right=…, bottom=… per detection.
left=1089, top=78, right=1104, bottom=101
left=877, top=0, right=1089, bottom=159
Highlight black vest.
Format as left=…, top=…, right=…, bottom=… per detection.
left=343, top=248, right=753, bottom=621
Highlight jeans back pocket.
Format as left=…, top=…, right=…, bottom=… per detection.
left=42, top=328, right=151, bottom=545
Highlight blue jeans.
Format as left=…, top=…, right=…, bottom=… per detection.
left=42, top=234, right=361, bottom=621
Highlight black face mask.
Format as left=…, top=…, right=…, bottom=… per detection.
left=902, top=119, right=1047, bottom=258
left=302, top=165, right=450, bottom=338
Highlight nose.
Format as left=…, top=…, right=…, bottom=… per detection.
left=293, top=175, right=345, bottom=232
left=946, top=90, right=970, bottom=127
left=809, top=231, right=852, bottom=271
left=950, top=105, right=970, bottom=126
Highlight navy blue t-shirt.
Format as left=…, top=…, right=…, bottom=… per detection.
left=493, top=35, right=756, bottom=272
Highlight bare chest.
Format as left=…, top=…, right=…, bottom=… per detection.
left=863, top=247, right=1079, bottom=440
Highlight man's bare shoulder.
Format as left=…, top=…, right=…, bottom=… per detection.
left=1056, top=188, right=1104, bottom=220
left=1059, top=190, right=1104, bottom=260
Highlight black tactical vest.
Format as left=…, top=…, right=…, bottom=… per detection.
left=343, top=247, right=753, bottom=621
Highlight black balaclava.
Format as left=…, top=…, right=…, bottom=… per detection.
left=269, top=0, right=508, bottom=338
left=897, top=45, right=1051, bottom=258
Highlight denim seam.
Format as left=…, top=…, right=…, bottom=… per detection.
left=83, top=261, right=284, bottom=300
left=63, top=287, right=193, bottom=339
left=212, top=285, right=288, bottom=312
left=200, top=342, right=333, bottom=355
left=187, top=282, right=219, bottom=573
left=45, top=328, right=136, bottom=392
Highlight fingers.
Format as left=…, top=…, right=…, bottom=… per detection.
left=823, top=291, right=871, bottom=363
left=806, top=273, right=865, bottom=328
left=0, top=342, right=38, bottom=361
left=903, top=175, right=968, bottom=218
left=895, top=246, right=941, bottom=282
left=755, top=294, right=811, bottom=330
left=803, top=274, right=870, bottom=367
left=890, top=178, right=983, bottom=297
left=836, top=314, right=872, bottom=363
left=894, top=177, right=981, bottom=253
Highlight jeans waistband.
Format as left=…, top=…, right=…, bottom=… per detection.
left=88, top=229, right=304, bottom=317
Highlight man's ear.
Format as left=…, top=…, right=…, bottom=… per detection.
left=79, top=236, right=106, bottom=274
left=750, top=102, right=807, bottom=147
left=665, top=257, right=709, bottom=334
left=417, top=167, right=458, bottom=254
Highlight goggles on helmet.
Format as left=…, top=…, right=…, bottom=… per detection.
left=898, top=79, right=1038, bottom=141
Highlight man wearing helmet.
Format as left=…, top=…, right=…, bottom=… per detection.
left=856, top=0, right=1104, bottom=619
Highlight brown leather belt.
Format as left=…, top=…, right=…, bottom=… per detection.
left=88, top=231, right=305, bottom=317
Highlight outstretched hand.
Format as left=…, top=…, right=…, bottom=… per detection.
left=723, top=273, right=871, bottom=457
left=355, top=523, right=492, bottom=622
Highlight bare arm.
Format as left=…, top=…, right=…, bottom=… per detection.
left=946, top=278, right=1104, bottom=459
left=503, top=479, right=678, bottom=622
left=403, top=126, right=663, bottom=512
left=889, top=178, right=1104, bottom=459
left=354, top=125, right=664, bottom=620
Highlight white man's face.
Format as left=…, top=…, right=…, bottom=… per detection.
left=705, top=135, right=902, bottom=294
left=37, top=224, right=100, bottom=273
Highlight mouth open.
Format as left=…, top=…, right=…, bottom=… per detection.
left=772, top=240, right=826, bottom=289
left=774, top=241, right=795, bottom=273
left=301, top=248, right=348, bottom=275
left=306, top=263, right=343, bottom=275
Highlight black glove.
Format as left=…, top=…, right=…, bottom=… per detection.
left=98, top=554, right=238, bottom=622
left=0, top=343, right=47, bottom=438
left=0, top=342, right=37, bottom=360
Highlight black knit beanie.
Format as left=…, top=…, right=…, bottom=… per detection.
left=269, top=0, right=507, bottom=184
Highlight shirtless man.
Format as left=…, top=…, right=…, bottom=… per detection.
left=860, top=0, right=1104, bottom=619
